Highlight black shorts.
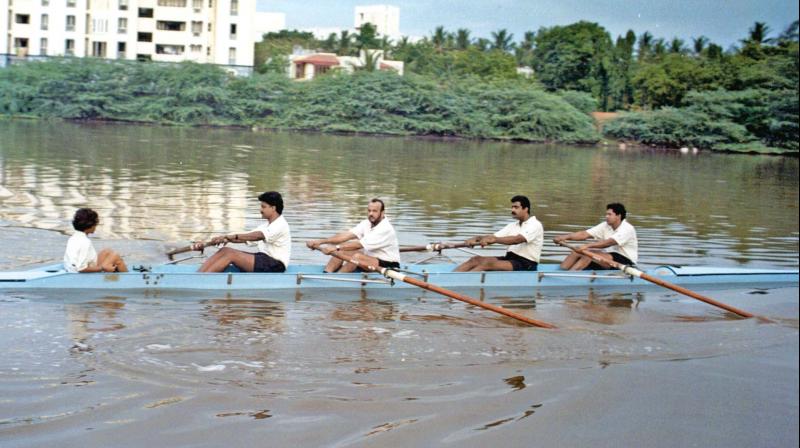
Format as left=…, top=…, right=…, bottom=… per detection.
left=355, top=259, right=400, bottom=272
left=587, top=252, right=633, bottom=270
left=498, top=251, right=538, bottom=271
left=253, top=252, right=286, bottom=273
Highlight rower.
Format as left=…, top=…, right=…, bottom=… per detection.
left=306, top=198, right=400, bottom=273
left=454, top=195, right=543, bottom=272
left=553, top=202, right=638, bottom=271
left=191, top=191, right=291, bottom=273
left=64, top=208, right=128, bottom=273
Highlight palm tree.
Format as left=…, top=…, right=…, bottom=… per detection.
left=778, top=20, right=799, bottom=43
left=743, top=21, right=773, bottom=46
left=692, top=36, right=709, bottom=56
left=669, top=38, right=686, bottom=54
left=637, top=31, right=653, bottom=60
left=652, top=38, right=666, bottom=57
left=515, top=31, right=535, bottom=65
left=475, top=38, right=491, bottom=52
left=455, top=28, right=471, bottom=50
left=432, top=26, right=446, bottom=52
left=491, top=29, right=514, bottom=52
left=337, top=30, right=353, bottom=56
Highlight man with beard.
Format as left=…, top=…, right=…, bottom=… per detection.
left=191, top=191, right=291, bottom=273
left=553, top=202, right=637, bottom=270
left=306, top=198, right=400, bottom=273
left=454, top=195, right=543, bottom=272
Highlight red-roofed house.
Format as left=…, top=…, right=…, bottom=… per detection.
left=288, top=50, right=403, bottom=80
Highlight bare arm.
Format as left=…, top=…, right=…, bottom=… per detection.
left=465, top=234, right=526, bottom=247
left=553, top=230, right=592, bottom=244
left=307, top=231, right=358, bottom=250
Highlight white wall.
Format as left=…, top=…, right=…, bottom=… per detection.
left=354, top=4, right=399, bottom=39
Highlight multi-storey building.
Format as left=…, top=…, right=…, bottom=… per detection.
left=1, top=0, right=255, bottom=70
left=353, top=4, right=399, bottom=39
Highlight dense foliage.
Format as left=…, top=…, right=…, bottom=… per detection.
left=2, top=19, right=797, bottom=152
left=0, top=60, right=598, bottom=143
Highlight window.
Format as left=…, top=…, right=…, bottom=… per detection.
left=156, top=21, right=186, bottom=31
left=118, top=17, right=127, bottom=33
left=92, top=41, right=107, bottom=57
left=15, top=14, right=30, bottom=24
left=136, top=54, right=152, bottom=61
left=118, top=0, right=127, bottom=10
left=14, top=38, right=29, bottom=49
left=208, top=0, right=213, bottom=7
left=137, top=32, right=152, bottom=42
left=207, top=23, right=212, bottom=32
left=229, top=23, right=236, bottom=39
left=228, top=47, right=236, bottom=65
left=66, top=15, right=76, bottom=31
left=191, top=21, right=202, bottom=36
left=42, top=0, right=49, bottom=6
left=117, top=42, right=126, bottom=58
left=192, top=0, right=202, bottom=11
left=41, top=14, right=48, bottom=30
left=230, top=0, right=237, bottom=15
left=65, top=39, right=75, bottom=56
left=92, top=19, right=108, bottom=33
left=157, top=0, right=186, bottom=6
left=138, top=8, right=154, bottom=18
left=190, top=44, right=201, bottom=52
left=156, top=44, right=185, bottom=55
left=40, top=38, right=48, bottom=54
left=67, top=0, right=76, bottom=7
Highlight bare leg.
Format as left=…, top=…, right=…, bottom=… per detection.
left=559, top=252, right=583, bottom=270
left=324, top=256, right=345, bottom=273
left=97, top=248, right=128, bottom=272
left=455, top=256, right=514, bottom=272
left=568, top=250, right=612, bottom=271
left=198, top=248, right=255, bottom=272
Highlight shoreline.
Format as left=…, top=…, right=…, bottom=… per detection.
left=2, top=114, right=795, bottom=156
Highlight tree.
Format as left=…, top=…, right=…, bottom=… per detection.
left=432, top=26, right=447, bottom=52
left=692, top=36, right=709, bottom=56
left=531, top=21, right=613, bottom=101
left=637, top=31, right=653, bottom=61
left=669, top=38, right=687, bottom=54
left=491, top=29, right=515, bottom=52
left=455, top=28, right=471, bottom=50
left=337, top=30, right=353, bottom=56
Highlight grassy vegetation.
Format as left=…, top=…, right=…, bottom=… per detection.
left=0, top=59, right=598, bottom=143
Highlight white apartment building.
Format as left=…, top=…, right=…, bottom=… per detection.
left=354, top=4, right=399, bottom=39
left=1, top=0, right=255, bottom=69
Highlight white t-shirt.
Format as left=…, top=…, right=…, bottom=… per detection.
left=349, top=218, right=401, bottom=263
left=494, top=216, right=544, bottom=263
left=254, top=215, right=292, bottom=267
left=587, top=220, right=638, bottom=264
left=64, top=231, right=97, bottom=273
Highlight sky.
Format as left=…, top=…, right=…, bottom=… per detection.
left=259, top=0, right=799, bottom=48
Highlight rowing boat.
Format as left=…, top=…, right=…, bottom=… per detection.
left=1, top=263, right=796, bottom=293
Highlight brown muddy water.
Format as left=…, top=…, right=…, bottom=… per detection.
left=0, top=121, right=798, bottom=447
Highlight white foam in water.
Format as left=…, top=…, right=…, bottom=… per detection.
left=192, top=363, right=226, bottom=372
left=221, top=360, right=264, bottom=368
left=367, top=327, right=390, bottom=334
left=146, top=344, right=173, bottom=351
left=392, top=330, right=415, bottom=338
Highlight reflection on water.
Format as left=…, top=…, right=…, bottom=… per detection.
left=0, top=120, right=797, bottom=268
left=1, top=121, right=799, bottom=447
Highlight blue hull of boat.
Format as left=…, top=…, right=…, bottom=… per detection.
left=1, top=263, right=797, bottom=293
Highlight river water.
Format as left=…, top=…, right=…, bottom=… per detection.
left=0, top=120, right=798, bottom=447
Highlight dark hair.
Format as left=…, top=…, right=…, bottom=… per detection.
left=511, top=195, right=531, bottom=212
left=258, top=191, right=284, bottom=214
left=370, top=198, right=385, bottom=212
left=606, top=203, right=627, bottom=220
left=72, top=208, right=99, bottom=231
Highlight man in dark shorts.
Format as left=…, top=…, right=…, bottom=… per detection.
left=553, top=202, right=638, bottom=270
left=191, top=191, right=291, bottom=272
left=454, top=195, right=543, bottom=272
left=306, top=198, right=400, bottom=273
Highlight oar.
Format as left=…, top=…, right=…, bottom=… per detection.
left=555, top=241, right=757, bottom=319
left=165, top=241, right=218, bottom=260
left=400, top=242, right=475, bottom=253
left=315, top=248, right=556, bottom=329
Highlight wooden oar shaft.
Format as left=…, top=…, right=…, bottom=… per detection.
left=399, top=242, right=475, bottom=253
left=166, top=241, right=217, bottom=259
left=324, top=249, right=555, bottom=329
left=556, top=241, right=755, bottom=319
